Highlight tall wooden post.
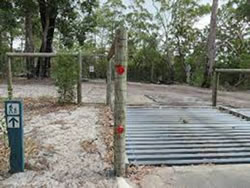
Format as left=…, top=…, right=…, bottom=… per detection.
left=77, top=52, right=82, bottom=104
left=212, top=71, right=219, bottom=106
left=114, top=28, right=127, bottom=177
left=106, top=59, right=113, bottom=107
left=7, top=56, right=13, bottom=99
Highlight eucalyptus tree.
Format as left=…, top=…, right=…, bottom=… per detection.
left=171, top=0, right=210, bottom=83
left=126, top=0, right=160, bottom=82
left=152, top=0, right=175, bottom=82
left=36, top=0, right=98, bottom=78
left=153, top=0, right=210, bottom=83
left=14, top=0, right=38, bottom=78
left=0, top=0, right=21, bottom=75
left=238, top=0, right=250, bottom=21
left=94, top=0, right=126, bottom=51
left=215, top=0, right=250, bottom=86
left=202, top=0, right=219, bottom=88
left=0, top=0, right=20, bottom=52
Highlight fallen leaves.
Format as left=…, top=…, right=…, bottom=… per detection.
left=98, top=106, right=154, bottom=185
left=127, top=165, right=155, bottom=185
left=0, top=136, right=40, bottom=174
left=80, top=139, right=98, bottom=154
left=98, top=107, right=114, bottom=164
left=20, top=97, right=78, bottom=119
left=25, top=137, right=39, bottom=158
left=0, top=143, right=10, bottom=174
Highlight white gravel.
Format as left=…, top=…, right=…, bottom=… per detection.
left=0, top=80, right=153, bottom=105
left=0, top=106, right=117, bottom=188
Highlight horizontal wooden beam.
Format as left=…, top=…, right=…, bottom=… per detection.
left=215, top=69, right=250, bottom=73
left=6, top=52, right=107, bottom=58
left=6, top=52, right=79, bottom=57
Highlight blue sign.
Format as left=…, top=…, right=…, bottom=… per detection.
left=5, top=100, right=24, bottom=173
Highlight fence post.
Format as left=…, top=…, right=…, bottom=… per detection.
left=212, top=71, right=219, bottom=106
left=114, top=28, right=127, bottom=177
left=106, top=59, right=113, bottom=107
left=7, top=56, right=13, bottom=99
left=77, top=52, right=82, bottom=104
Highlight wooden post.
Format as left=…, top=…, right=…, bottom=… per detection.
left=106, top=59, right=113, bottom=107
left=212, top=71, right=219, bottom=106
left=77, top=52, right=82, bottom=104
left=7, top=56, right=13, bottom=99
left=114, top=28, right=127, bottom=177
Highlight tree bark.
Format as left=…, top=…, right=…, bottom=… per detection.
left=202, top=0, right=219, bottom=88
left=150, top=61, right=154, bottom=83
left=77, top=52, right=82, bottom=104
left=24, top=8, right=35, bottom=79
left=7, top=57, right=13, bottom=99
left=166, top=51, right=175, bottom=83
left=106, top=59, right=113, bottom=107
left=36, top=0, right=57, bottom=78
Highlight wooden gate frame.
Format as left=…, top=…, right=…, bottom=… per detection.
left=212, top=68, right=250, bottom=106
left=6, top=52, right=82, bottom=104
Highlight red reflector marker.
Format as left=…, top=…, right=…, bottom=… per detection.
left=115, top=65, right=125, bottom=75
left=117, top=125, right=124, bottom=134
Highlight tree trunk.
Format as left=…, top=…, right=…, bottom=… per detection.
left=176, top=36, right=187, bottom=83
left=163, top=48, right=175, bottom=83
left=202, top=0, right=219, bottom=88
left=167, top=55, right=175, bottom=82
left=150, top=61, right=154, bottom=83
left=36, top=0, right=57, bottom=78
left=24, top=9, right=35, bottom=79
left=10, top=32, right=14, bottom=52
left=106, top=59, right=113, bottom=107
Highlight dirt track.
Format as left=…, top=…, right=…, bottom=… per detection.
left=1, top=79, right=250, bottom=187
left=1, top=79, right=250, bottom=107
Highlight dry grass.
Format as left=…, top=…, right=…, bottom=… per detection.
left=0, top=136, right=40, bottom=175
left=25, top=137, right=39, bottom=158
left=98, top=106, right=155, bottom=185
left=23, top=97, right=78, bottom=117
left=80, top=140, right=98, bottom=154
left=0, top=143, right=10, bottom=174
left=127, top=165, right=155, bottom=185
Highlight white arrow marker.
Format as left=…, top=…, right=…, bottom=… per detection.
left=7, top=117, right=20, bottom=128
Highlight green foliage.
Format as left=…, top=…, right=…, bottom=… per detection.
left=52, top=55, right=78, bottom=104
left=213, top=1, right=250, bottom=88
left=238, top=0, right=250, bottom=21
left=0, top=0, right=249, bottom=90
left=57, top=0, right=98, bottom=48
left=128, top=36, right=163, bottom=82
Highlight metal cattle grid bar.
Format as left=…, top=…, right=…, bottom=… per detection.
left=126, top=106, right=250, bottom=165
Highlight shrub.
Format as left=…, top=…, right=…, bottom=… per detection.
left=52, top=55, right=78, bottom=104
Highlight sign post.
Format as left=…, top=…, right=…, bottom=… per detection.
left=4, top=100, right=24, bottom=173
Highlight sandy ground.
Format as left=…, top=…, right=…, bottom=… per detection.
left=0, top=103, right=116, bottom=188
left=1, top=79, right=250, bottom=107
left=1, top=79, right=250, bottom=188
